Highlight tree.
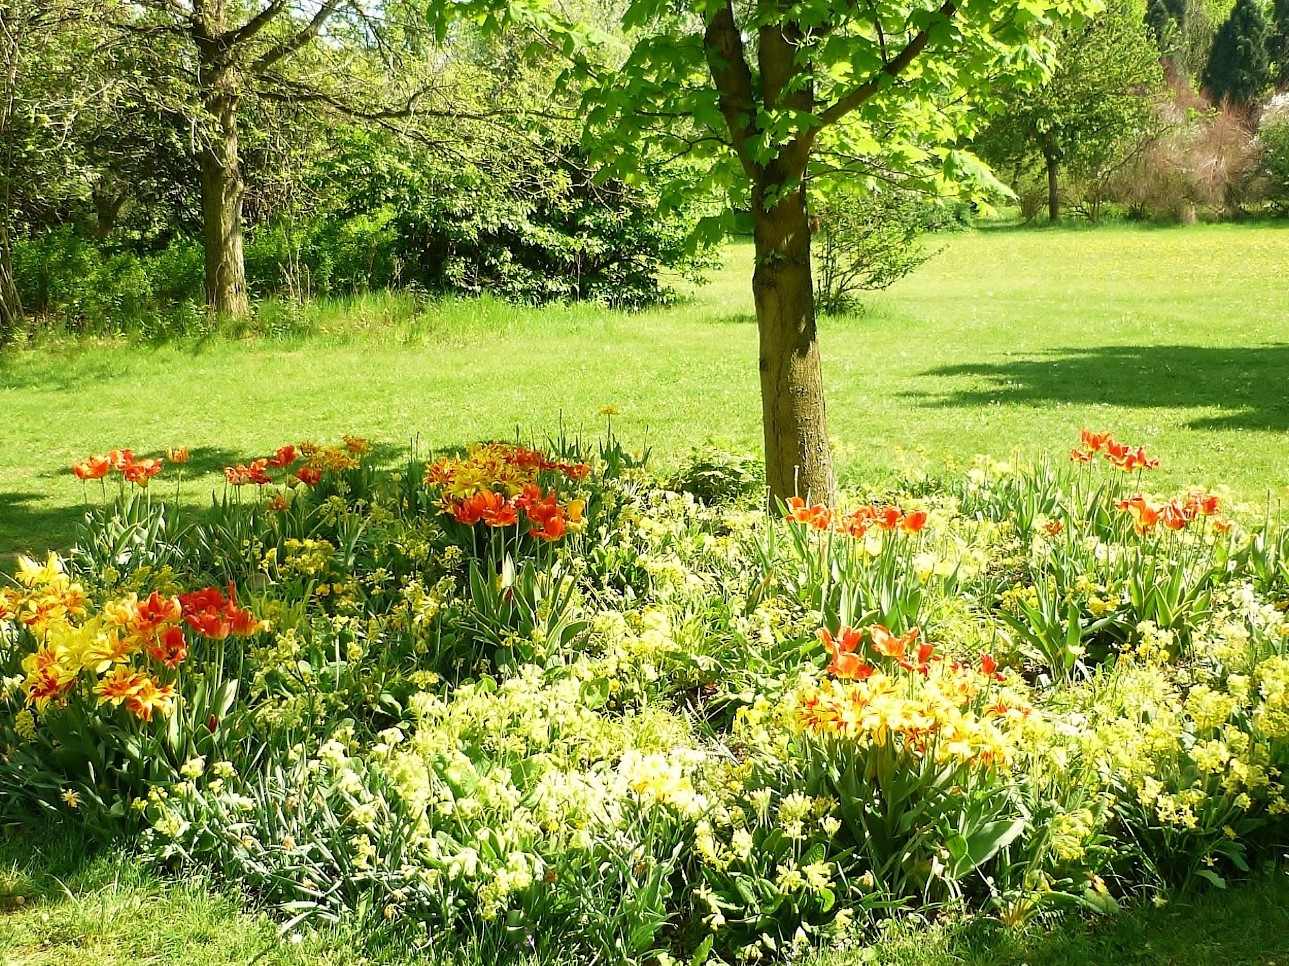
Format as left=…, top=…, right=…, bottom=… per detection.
left=538, top=0, right=1095, bottom=503
left=113, top=1, right=429, bottom=316
left=1270, top=0, right=1289, bottom=88
left=1203, top=0, right=1272, bottom=106
left=0, top=1, right=108, bottom=341
left=1146, top=0, right=1216, bottom=82
left=979, top=1, right=1165, bottom=222
left=812, top=186, right=941, bottom=315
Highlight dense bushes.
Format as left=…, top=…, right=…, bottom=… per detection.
left=13, top=229, right=205, bottom=336
left=9, top=137, right=711, bottom=338
left=4, top=429, right=1289, bottom=961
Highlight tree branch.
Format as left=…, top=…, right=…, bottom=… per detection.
left=253, top=0, right=346, bottom=71
left=702, top=0, right=760, bottom=179
left=229, top=0, right=288, bottom=47
left=816, top=0, right=957, bottom=129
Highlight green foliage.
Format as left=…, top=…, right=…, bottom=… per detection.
left=672, top=445, right=765, bottom=506
left=1272, top=0, right=1289, bottom=86
left=977, top=0, right=1166, bottom=221
left=569, top=0, right=1097, bottom=228
left=813, top=187, right=943, bottom=315
left=1147, top=0, right=1219, bottom=81
left=1256, top=96, right=1289, bottom=210
left=12, top=228, right=204, bottom=337
left=309, top=131, right=714, bottom=307
left=1203, top=0, right=1273, bottom=106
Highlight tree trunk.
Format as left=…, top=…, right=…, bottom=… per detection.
left=752, top=181, right=835, bottom=507
left=1044, top=147, right=1061, bottom=224
left=0, top=217, right=20, bottom=343
left=199, top=68, right=249, bottom=317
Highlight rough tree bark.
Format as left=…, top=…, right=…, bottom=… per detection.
left=751, top=181, right=834, bottom=505
left=130, top=0, right=348, bottom=318
left=198, top=64, right=249, bottom=316
left=0, top=5, right=22, bottom=342
left=703, top=1, right=836, bottom=507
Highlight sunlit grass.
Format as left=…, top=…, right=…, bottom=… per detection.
left=3, top=222, right=1287, bottom=557
left=4, top=824, right=1288, bottom=965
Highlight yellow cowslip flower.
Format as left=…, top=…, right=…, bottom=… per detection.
left=13, top=709, right=36, bottom=739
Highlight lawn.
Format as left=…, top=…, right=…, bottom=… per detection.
left=4, top=827, right=1289, bottom=965
left=3, top=221, right=1287, bottom=558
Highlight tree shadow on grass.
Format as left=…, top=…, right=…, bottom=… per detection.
left=908, top=344, right=1289, bottom=432
left=0, top=491, right=90, bottom=562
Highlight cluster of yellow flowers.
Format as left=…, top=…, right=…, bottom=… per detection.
left=793, top=663, right=1027, bottom=768
left=2, top=555, right=181, bottom=721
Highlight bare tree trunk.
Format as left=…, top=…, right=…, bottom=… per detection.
left=199, top=64, right=249, bottom=316
left=1044, top=145, right=1061, bottom=224
left=0, top=216, right=20, bottom=343
left=752, top=181, right=835, bottom=507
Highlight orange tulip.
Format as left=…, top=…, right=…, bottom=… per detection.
left=1080, top=429, right=1113, bottom=453
left=869, top=624, right=920, bottom=661
left=73, top=455, right=112, bottom=480
left=147, top=625, right=188, bottom=669
left=122, top=457, right=163, bottom=487
left=902, top=510, right=928, bottom=534
left=267, top=444, right=298, bottom=469
left=106, top=448, right=134, bottom=470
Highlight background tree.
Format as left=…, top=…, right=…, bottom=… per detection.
left=1203, top=0, right=1272, bottom=106
left=0, top=2, right=114, bottom=341
left=1270, top=0, right=1289, bottom=88
left=541, top=0, right=1096, bottom=504
left=1147, top=0, right=1218, bottom=82
left=114, top=1, right=434, bottom=316
left=979, top=1, right=1165, bottom=222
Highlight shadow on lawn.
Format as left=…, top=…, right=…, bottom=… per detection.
left=908, top=343, right=1289, bottom=432
left=0, top=491, right=88, bottom=561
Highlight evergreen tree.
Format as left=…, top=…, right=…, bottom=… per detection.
left=1270, top=0, right=1289, bottom=88
left=1146, top=0, right=1176, bottom=50
left=1203, top=0, right=1273, bottom=105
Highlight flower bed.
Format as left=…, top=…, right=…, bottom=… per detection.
left=2, top=429, right=1288, bottom=961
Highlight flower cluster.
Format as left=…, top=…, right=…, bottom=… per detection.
left=1071, top=428, right=1160, bottom=471
left=785, top=497, right=928, bottom=536
left=796, top=623, right=1025, bottom=766
left=13, top=428, right=1289, bottom=959
left=795, top=670, right=1023, bottom=768
left=425, top=443, right=589, bottom=541
left=225, top=443, right=304, bottom=487
left=301, top=437, right=370, bottom=475
left=426, top=443, right=589, bottom=497
left=3, top=556, right=263, bottom=723
left=1116, top=491, right=1233, bottom=535
left=1, top=553, right=88, bottom=633
left=72, top=448, right=167, bottom=487
left=177, top=585, right=264, bottom=640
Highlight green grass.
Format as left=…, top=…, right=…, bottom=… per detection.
left=4, top=827, right=1289, bottom=965
left=0, top=825, right=402, bottom=965
left=3, top=221, right=1288, bottom=558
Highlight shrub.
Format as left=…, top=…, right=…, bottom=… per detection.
left=1256, top=94, right=1289, bottom=212
left=812, top=186, right=942, bottom=316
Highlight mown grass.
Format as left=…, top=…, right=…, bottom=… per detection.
left=3, top=221, right=1288, bottom=556
left=4, top=825, right=1288, bottom=965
